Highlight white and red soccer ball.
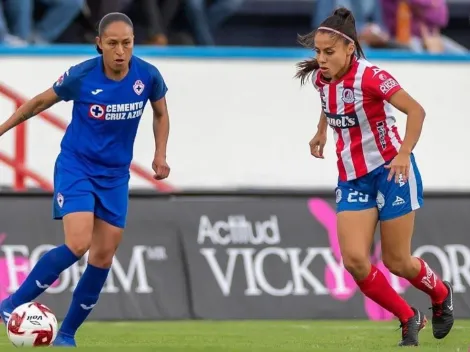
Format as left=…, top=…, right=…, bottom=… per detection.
left=6, top=302, right=58, bottom=347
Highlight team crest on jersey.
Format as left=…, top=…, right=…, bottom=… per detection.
left=341, top=88, right=355, bottom=104
left=133, top=80, right=145, bottom=95
left=88, top=104, right=106, bottom=120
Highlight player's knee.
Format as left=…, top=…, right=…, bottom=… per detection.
left=63, top=226, right=92, bottom=257
left=63, top=213, right=94, bottom=257
left=342, top=254, right=370, bottom=280
left=65, top=241, right=90, bottom=258
left=382, top=254, right=413, bottom=277
left=88, top=240, right=120, bottom=268
left=88, top=248, right=116, bottom=268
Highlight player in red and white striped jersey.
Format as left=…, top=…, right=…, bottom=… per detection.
left=295, top=7, right=454, bottom=347
left=312, top=56, right=403, bottom=181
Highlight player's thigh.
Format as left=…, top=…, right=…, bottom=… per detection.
left=89, top=217, right=123, bottom=268
left=337, top=209, right=378, bottom=280
left=378, top=154, right=423, bottom=266
left=89, top=176, right=128, bottom=267
left=380, top=211, right=416, bottom=274
left=92, top=175, right=130, bottom=230
left=336, top=185, right=378, bottom=279
left=62, top=212, right=94, bottom=257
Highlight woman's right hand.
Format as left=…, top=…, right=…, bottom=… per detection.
left=309, top=131, right=327, bottom=159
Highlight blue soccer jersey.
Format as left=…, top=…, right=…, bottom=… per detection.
left=51, top=55, right=167, bottom=228
left=52, top=55, right=167, bottom=177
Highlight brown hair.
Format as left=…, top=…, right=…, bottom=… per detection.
left=294, top=7, right=366, bottom=85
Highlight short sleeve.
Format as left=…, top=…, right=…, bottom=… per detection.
left=52, top=65, right=82, bottom=102
left=365, top=67, right=402, bottom=101
left=149, top=66, right=168, bottom=102
left=312, top=69, right=321, bottom=92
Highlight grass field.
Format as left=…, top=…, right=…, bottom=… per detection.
left=0, top=320, right=469, bottom=351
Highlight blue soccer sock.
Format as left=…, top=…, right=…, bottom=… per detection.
left=9, top=244, right=80, bottom=307
left=59, top=263, right=110, bottom=337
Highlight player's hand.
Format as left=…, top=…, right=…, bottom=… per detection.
left=384, top=151, right=410, bottom=183
left=152, top=155, right=170, bottom=180
left=309, top=131, right=327, bottom=159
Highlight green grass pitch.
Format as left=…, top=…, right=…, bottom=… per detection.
left=0, top=320, right=469, bottom=351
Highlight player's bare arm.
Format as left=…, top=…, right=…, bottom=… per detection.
left=0, top=88, right=60, bottom=137
left=310, top=111, right=327, bottom=159
left=317, top=110, right=328, bottom=135
left=150, top=97, right=170, bottom=180
left=388, top=89, right=426, bottom=155
left=385, top=89, right=426, bottom=182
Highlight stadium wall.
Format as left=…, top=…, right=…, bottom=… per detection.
left=0, top=46, right=469, bottom=191
left=0, top=191, right=469, bottom=321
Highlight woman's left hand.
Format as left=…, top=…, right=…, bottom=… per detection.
left=384, top=152, right=410, bottom=183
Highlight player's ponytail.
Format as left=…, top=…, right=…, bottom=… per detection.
left=294, top=43, right=320, bottom=86
left=294, top=6, right=365, bottom=86
left=333, top=7, right=355, bottom=23
left=331, top=7, right=365, bottom=60
left=96, top=12, right=134, bottom=55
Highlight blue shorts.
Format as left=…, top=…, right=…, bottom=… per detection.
left=52, top=160, right=130, bottom=228
left=335, top=153, right=423, bottom=221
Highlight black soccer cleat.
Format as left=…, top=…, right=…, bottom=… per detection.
left=431, top=281, right=454, bottom=339
left=398, top=307, right=427, bottom=347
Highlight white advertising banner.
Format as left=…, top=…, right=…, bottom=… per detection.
left=0, top=54, right=469, bottom=190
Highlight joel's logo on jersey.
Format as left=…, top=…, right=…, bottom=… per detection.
left=325, top=112, right=359, bottom=129
left=88, top=104, right=106, bottom=120
left=133, top=80, right=145, bottom=95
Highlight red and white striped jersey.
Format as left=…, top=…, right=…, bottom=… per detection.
left=313, top=58, right=403, bottom=181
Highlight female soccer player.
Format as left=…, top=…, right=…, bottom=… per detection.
left=295, top=7, right=454, bottom=347
left=0, top=12, right=170, bottom=347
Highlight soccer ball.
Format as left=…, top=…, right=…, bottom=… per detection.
left=6, top=302, right=58, bottom=347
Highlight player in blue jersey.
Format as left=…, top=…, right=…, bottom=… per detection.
left=0, top=12, right=170, bottom=347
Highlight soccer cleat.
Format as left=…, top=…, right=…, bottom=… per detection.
left=431, top=281, right=454, bottom=339
left=53, top=332, right=77, bottom=347
left=398, top=307, right=427, bottom=347
left=0, top=297, right=15, bottom=325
